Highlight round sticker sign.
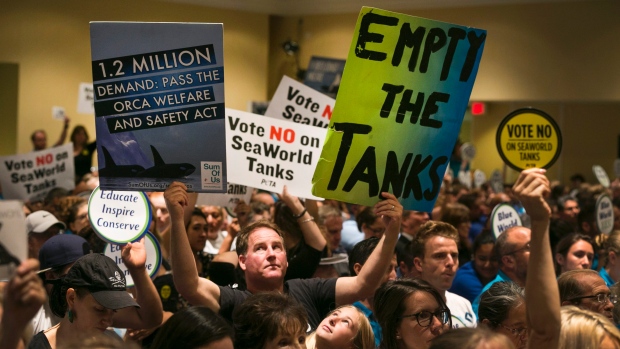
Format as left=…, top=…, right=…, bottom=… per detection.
left=104, top=231, right=162, bottom=287
left=595, top=195, right=614, bottom=235
left=496, top=108, right=562, bottom=171
left=88, top=186, right=152, bottom=244
left=490, top=204, right=522, bottom=239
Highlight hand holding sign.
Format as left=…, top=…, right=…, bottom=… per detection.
left=122, top=237, right=147, bottom=272
left=374, top=192, right=402, bottom=231
left=164, top=181, right=190, bottom=218
left=512, top=168, right=551, bottom=222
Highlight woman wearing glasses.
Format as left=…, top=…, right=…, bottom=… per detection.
left=478, top=282, right=527, bottom=349
left=374, top=278, right=450, bottom=349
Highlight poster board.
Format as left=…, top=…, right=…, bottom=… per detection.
left=303, top=56, right=346, bottom=98
left=312, top=7, right=486, bottom=211
left=0, top=201, right=27, bottom=280
left=90, top=22, right=226, bottom=192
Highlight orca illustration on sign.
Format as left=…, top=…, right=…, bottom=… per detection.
left=137, top=145, right=196, bottom=178
left=99, top=146, right=146, bottom=178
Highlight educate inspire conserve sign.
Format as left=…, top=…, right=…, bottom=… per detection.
left=312, top=7, right=486, bottom=211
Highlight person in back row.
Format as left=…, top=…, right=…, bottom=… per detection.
left=164, top=181, right=402, bottom=330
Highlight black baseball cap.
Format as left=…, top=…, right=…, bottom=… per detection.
left=63, top=253, right=139, bottom=310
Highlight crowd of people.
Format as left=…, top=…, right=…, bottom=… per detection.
left=1, top=136, right=620, bottom=349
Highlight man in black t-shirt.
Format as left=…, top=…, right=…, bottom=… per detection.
left=164, top=182, right=402, bottom=330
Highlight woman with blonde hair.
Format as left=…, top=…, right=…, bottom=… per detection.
left=305, top=305, right=374, bottom=349
left=560, top=306, right=620, bottom=349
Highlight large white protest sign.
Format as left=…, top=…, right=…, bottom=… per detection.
left=77, top=82, right=95, bottom=114
left=0, top=143, right=75, bottom=202
left=88, top=186, right=152, bottom=244
left=226, top=108, right=325, bottom=200
left=196, top=184, right=253, bottom=212
left=265, top=76, right=334, bottom=129
left=104, top=231, right=162, bottom=287
left=0, top=201, right=27, bottom=280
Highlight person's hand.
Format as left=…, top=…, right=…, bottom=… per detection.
left=64, top=116, right=70, bottom=128
left=512, top=168, right=551, bottom=222
left=122, top=238, right=147, bottom=272
left=227, top=218, right=241, bottom=238
left=373, top=192, right=402, bottom=233
left=164, top=182, right=188, bottom=218
left=3, top=259, right=46, bottom=329
left=280, top=185, right=305, bottom=216
left=126, top=326, right=158, bottom=342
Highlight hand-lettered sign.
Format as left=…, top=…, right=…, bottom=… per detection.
left=90, top=22, right=226, bottom=192
left=104, top=231, right=162, bottom=287
left=88, top=186, right=152, bottom=244
left=496, top=108, right=562, bottom=171
left=312, top=7, right=486, bottom=211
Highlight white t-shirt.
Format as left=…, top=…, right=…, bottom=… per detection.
left=445, top=291, right=477, bottom=328
left=203, top=230, right=227, bottom=254
left=31, top=301, right=61, bottom=334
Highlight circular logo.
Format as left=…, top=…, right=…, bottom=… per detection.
left=104, top=231, right=162, bottom=287
left=460, top=142, right=476, bottom=161
left=160, top=285, right=172, bottom=300
left=88, top=186, right=152, bottom=244
left=595, top=195, right=614, bottom=235
left=496, top=108, right=562, bottom=171
left=592, top=165, right=610, bottom=188
left=490, top=204, right=523, bottom=239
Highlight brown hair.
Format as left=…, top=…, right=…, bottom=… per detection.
left=235, top=220, right=285, bottom=257
left=410, top=221, right=459, bottom=260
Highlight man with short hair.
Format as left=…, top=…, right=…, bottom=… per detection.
left=558, top=269, right=615, bottom=323
left=30, top=117, right=69, bottom=151
left=165, top=182, right=402, bottom=330
left=25, top=211, right=65, bottom=259
left=395, top=210, right=429, bottom=257
left=472, top=225, right=531, bottom=315
left=410, top=221, right=476, bottom=328
left=318, top=205, right=345, bottom=254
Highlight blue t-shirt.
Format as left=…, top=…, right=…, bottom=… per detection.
left=472, top=270, right=513, bottom=317
left=353, top=301, right=381, bottom=348
left=341, top=220, right=364, bottom=253
left=449, top=261, right=493, bottom=303
left=599, top=268, right=615, bottom=288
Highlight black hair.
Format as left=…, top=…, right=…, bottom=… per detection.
left=348, top=237, right=381, bottom=275
left=355, top=207, right=377, bottom=232
left=151, top=306, right=233, bottom=349
left=473, top=230, right=495, bottom=256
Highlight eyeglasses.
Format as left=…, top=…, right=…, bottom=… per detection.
left=568, top=293, right=618, bottom=305
left=503, top=242, right=530, bottom=256
left=400, top=309, right=450, bottom=327
left=497, top=323, right=528, bottom=339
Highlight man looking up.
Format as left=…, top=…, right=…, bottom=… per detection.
left=410, top=221, right=477, bottom=328
left=164, top=182, right=402, bottom=330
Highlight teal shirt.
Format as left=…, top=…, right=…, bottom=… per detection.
left=599, top=268, right=615, bottom=287
left=353, top=301, right=381, bottom=348
left=472, top=270, right=513, bottom=317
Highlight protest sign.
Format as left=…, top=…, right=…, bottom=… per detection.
left=496, top=108, right=562, bottom=171
left=52, top=106, right=66, bottom=120
left=90, top=22, right=226, bottom=192
left=265, top=75, right=334, bottom=129
left=196, top=184, right=254, bottom=212
left=88, top=186, right=152, bottom=244
left=77, top=82, right=95, bottom=114
left=226, top=108, right=325, bottom=200
left=595, top=194, right=614, bottom=235
left=473, top=169, right=486, bottom=188
left=490, top=169, right=503, bottom=194
left=304, top=56, right=346, bottom=98
left=312, top=7, right=486, bottom=211
left=104, top=231, right=162, bottom=287
left=0, top=143, right=75, bottom=202
left=0, top=201, right=27, bottom=280
left=592, top=165, right=610, bottom=188
left=460, top=142, right=476, bottom=161
left=490, top=203, right=522, bottom=239
left=458, top=170, right=472, bottom=189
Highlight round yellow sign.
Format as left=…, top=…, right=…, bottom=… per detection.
left=496, top=108, right=562, bottom=171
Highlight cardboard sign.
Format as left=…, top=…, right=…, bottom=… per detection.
left=490, top=169, right=503, bottom=194
left=265, top=75, right=334, bottom=129
left=460, top=142, right=476, bottom=161
left=474, top=169, right=486, bottom=188
left=303, top=56, right=346, bottom=98
left=104, top=231, right=162, bottom=287
left=196, top=184, right=254, bottom=212
left=595, top=194, right=614, bottom=235
left=592, top=165, right=610, bottom=188
left=490, top=203, right=522, bottom=239
left=312, top=7, right=486, bottom=211
left=88, top=186, right=152, bottom=244
left=77, top=82, right=95, bottom=114
left=496, top=108, right=562, bottom=171
left=0, top=201, right=27, bottom=280
left=0, top=143, right=75, bottom=202
left=226, top=108, right=325, bottom=200
left=90, top=22, right=226, bottom=192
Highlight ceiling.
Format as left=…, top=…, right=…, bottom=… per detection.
left=158, top=0, right=587, bottom=15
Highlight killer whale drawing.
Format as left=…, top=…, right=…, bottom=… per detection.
left=138, top=145, right=196, bottom=178
left=98, top=146, right=146, bottom=177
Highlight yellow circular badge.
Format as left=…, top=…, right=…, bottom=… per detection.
left=496, top=108, right=562, bottom=171
left=160, top=285, right=171, bottom=300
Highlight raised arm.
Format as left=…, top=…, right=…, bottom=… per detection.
left=164, top=182, right=221, bottom=311
left=53, top=117, right=70, bottom=147
left=280, top=185, right=326, bottom=251
left=111, top=238, right=163, bottom=329
left=513, top=168, right=560, bottom=348
left=335, top=193, right=401, bottom=305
